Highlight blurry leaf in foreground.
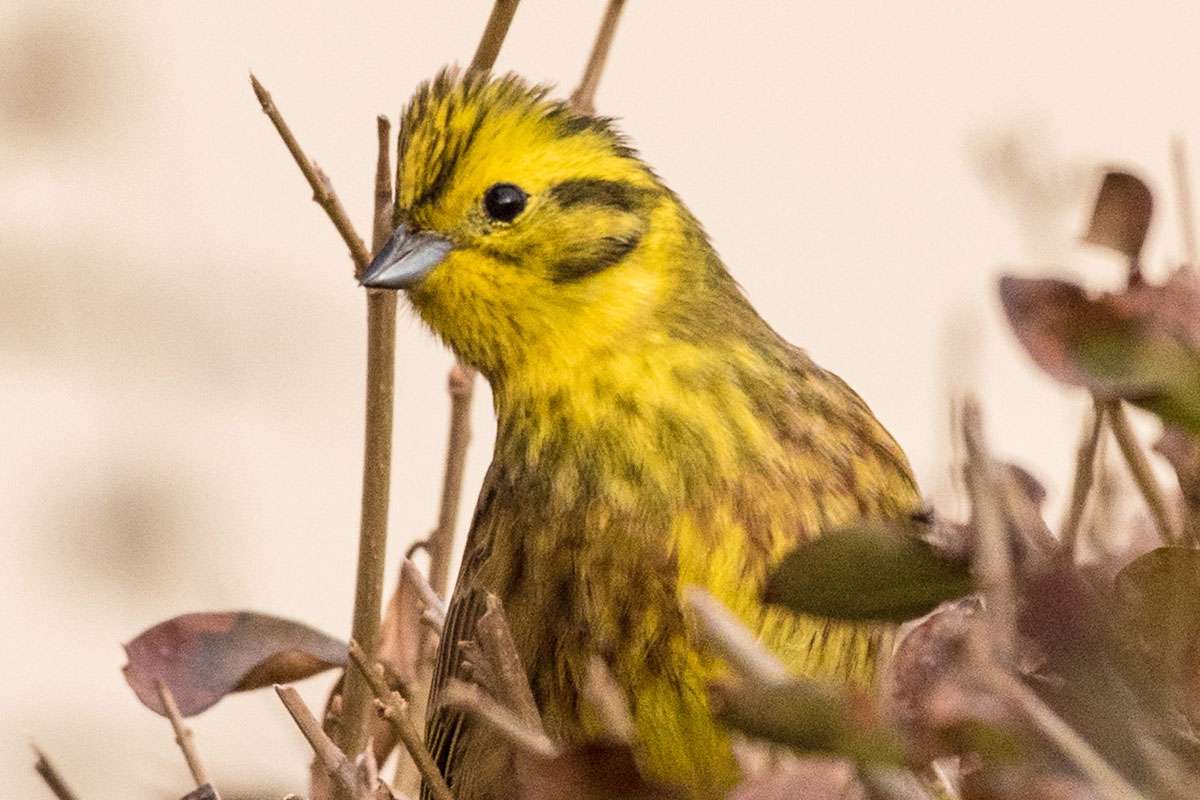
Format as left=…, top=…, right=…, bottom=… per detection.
left=764, top=522, right=974, bottom=622
left=726, top=757, right=863, bottom=800
left=999, top=270, right=1200, bottom=434
left=123, top=611, right=346, bottom=717
left=1082, top=171, right=1153, bottom=259
left=516, top=742, right=680, bottom=800
left=1113, top=547, right=1200, bottom=719
left=1155, top=427, right=1200, bottom=544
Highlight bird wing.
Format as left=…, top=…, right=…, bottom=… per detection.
left=422, top=461, right=504, bottom=800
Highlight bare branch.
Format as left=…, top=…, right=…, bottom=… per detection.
left=1107, top=400, right=1177, bottom=544
left=685, top=588, right=790, bottom=685
left=468, top=0, right=521, bottom=75
left=373, top=116, right=395, bottom=255
left=249, top=75, right=371, bottom=273
left=346, top=641, right=455, bottom=800
left=961, top=398, right=1017, bottom=665
left=475, top=594, right=543, bottom=731
left=403, top=559, right=447, bottom=630
left=276, top=684, right=360, bottom=798
left=1172, top=135, right=1198, bottom=267
left=441, top=680, right=559, bottom=760
left=583, top=658, right=635, bottom=743
left=569, top=0, right=628, bottom=114
left=427, top=364, right=475, bottom=598
left=32, top=746, right=81, bottom=800
left=1059, top=399, right=1105, bottom=558
left=156, top=680, right=212, bottom=789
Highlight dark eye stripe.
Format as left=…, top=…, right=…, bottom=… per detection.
left=548, top=179, right=651, bottom=213
left=550, top=232, right=644, bottom=283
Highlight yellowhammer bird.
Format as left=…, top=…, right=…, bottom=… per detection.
left=363, top=70, right=920, bottom=799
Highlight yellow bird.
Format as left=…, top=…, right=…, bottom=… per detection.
left=363, top=70, right=920, bottom=799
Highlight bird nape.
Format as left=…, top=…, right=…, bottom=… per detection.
left=363, top=68, right=920, bottom=800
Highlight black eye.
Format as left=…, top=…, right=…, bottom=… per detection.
left=484, top=183, right=527, bottom=222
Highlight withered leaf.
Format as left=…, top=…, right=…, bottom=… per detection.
left=123, top=611, right=346, bottom=717
left=999, top=270, right=1200, bottom=433
left=764, top=522, right=974, bottom=622
left=517, top=742, right=681, bottom=800
left=1082, top=171, right=1153, bottom=259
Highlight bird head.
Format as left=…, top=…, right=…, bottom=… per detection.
left=362, top=69, right=725, bottom=383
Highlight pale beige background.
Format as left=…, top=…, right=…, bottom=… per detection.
left=2, top=1, right=1196, bottom=797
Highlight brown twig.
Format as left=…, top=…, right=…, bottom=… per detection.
left=155, top=680, right=212, bottom=789
left=569, top=0, right=628, bottom=114
left=468, top=0, right=521, bottom=75
left=475, top=594, right=543, bottom=731
left=427, top=366, right=475, bottom=597
left=1106, top=400, right=1177, bottom=544
left=32, top=746, right=81, bottom=800
left=403, top=558, right=447, bottom=630
left=1059, top=399, right=1106, bottom=558
left=276, top=684, right=360, bottom=798
left=249, top=75, right=371, bottom=274
left=583, top=658, right=635, bottom=743
left=961, top=398, right=1017, bottom=666
left=685, top=588, right=790, bottom=685
left=347, top=641, right=455, bottom=800
left=373, top=117, right=395, bottom=255
left=1172, top=135, right=1198, bottom=267
left=442, top=680, right=559, bottom=760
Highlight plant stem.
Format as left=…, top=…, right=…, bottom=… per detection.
left=32, top=746, right=81, bottom=800
left=156, top=680, right=211, bottom=789
left=1107, top=400, right=1177, bottom=544
left=569, top=0, right=628, bottom=114
left=468, top=0, right=521, bottom=75
left=427, top=365, right=474, bottom=597
left=1059, top=398, right=1105, bottom=558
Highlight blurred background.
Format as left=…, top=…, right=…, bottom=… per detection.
left=3, top=1, right=1199, bottom=797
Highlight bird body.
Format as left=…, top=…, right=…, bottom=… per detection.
left=363, top=71, right=920, bottom=799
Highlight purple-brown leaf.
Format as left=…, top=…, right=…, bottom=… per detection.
left=1082, top=171, right=1153, bottom=259
left=999, top=270, right=1200, bottom=433
left=123, top=611, right=346, bottom=717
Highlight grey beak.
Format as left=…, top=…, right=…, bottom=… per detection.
left=360, top=224, right=453, bottom=289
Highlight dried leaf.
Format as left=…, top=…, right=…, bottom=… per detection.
left=999, top=270, right=1200, bottom=433
left=1082, top=171, right=1153, bottom=258
left=764, top=522, right=974, bottom=622
left=123, top=611, right=346, bottom=717
left=180, top=785, right=220, bottom=800
left=1113, top=547, right=1200, bottom=720
left=516, top=742, right=680, bottom=800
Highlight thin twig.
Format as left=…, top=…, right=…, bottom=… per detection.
left=249, top=75, right=371, bottom=274
left=373, top=117, right=395, bottom=255
left=427, top=366, right=475, bottom=597
left=569, top=0, right=628, bottom=114
left=990, top=671, right=1148, bottom=800
left=475, top=595, right=543, bottom=731
left=1059, top=399, right=1106, bottom=558
left=403, top=559, right=447, bottom=630
left=338, top=115, right=401, bottom=778
left=583, top=658, right=635, bottom=743
left=156, top=680, right=211, bottom=789
left=441, top=680, right=559, bottom=760
left=1172, top=135, right=1198, bottom=267
left=32, top=746, right=81, bottom=800
left=961, top=398, right=1017, bottom=666
left=347, top=641, right=455, bottom=800
left=685, top=588, right=790, bottom=685
left=468, top=0, right=521, bottom=75
left=1107, top=400, right=1176, bottom=544
left=276, top=684, right=360, bottom=798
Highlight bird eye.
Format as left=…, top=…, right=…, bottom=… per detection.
left=483, top=183, right=527, bottom=222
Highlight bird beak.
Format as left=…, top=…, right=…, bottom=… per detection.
left=360, top=224, right=453, bottom=289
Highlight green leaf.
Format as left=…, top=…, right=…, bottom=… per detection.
left=763, top=523, right=975, bottom=623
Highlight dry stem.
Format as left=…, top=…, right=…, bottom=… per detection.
left=473, top=595, right=544, bottom=731
left=569, top=0, right=628, bottom=114
left=1107, top=400, right=1176, bottom=544
left=347, top=641, right=455, bottom=800
left=442, top=680, right=559, bottom=760
left=468, top=0, right=521, bottom=75
left=403, top=558, right=447, bottom=630
left=583, top=658, right=635, bottom=743
left=249, top=75, right=371, bottom=273
left=1172, top=135, right=1198, bottom=266
left=427, top=366, right=475, bottom=597
left=32, top=746, right=81, bottom=800
left=1059, top=399, right=1105, bottom=558
left=961, top=398, right=1017, bottom=665
left=155, top=680, right=211, bottom=789
left=276, top=684, right=360, bottom=798
left=685, top=588, right=790, bottom=685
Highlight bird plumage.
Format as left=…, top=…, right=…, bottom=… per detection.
left=378, top=69, right=920, bottom=799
